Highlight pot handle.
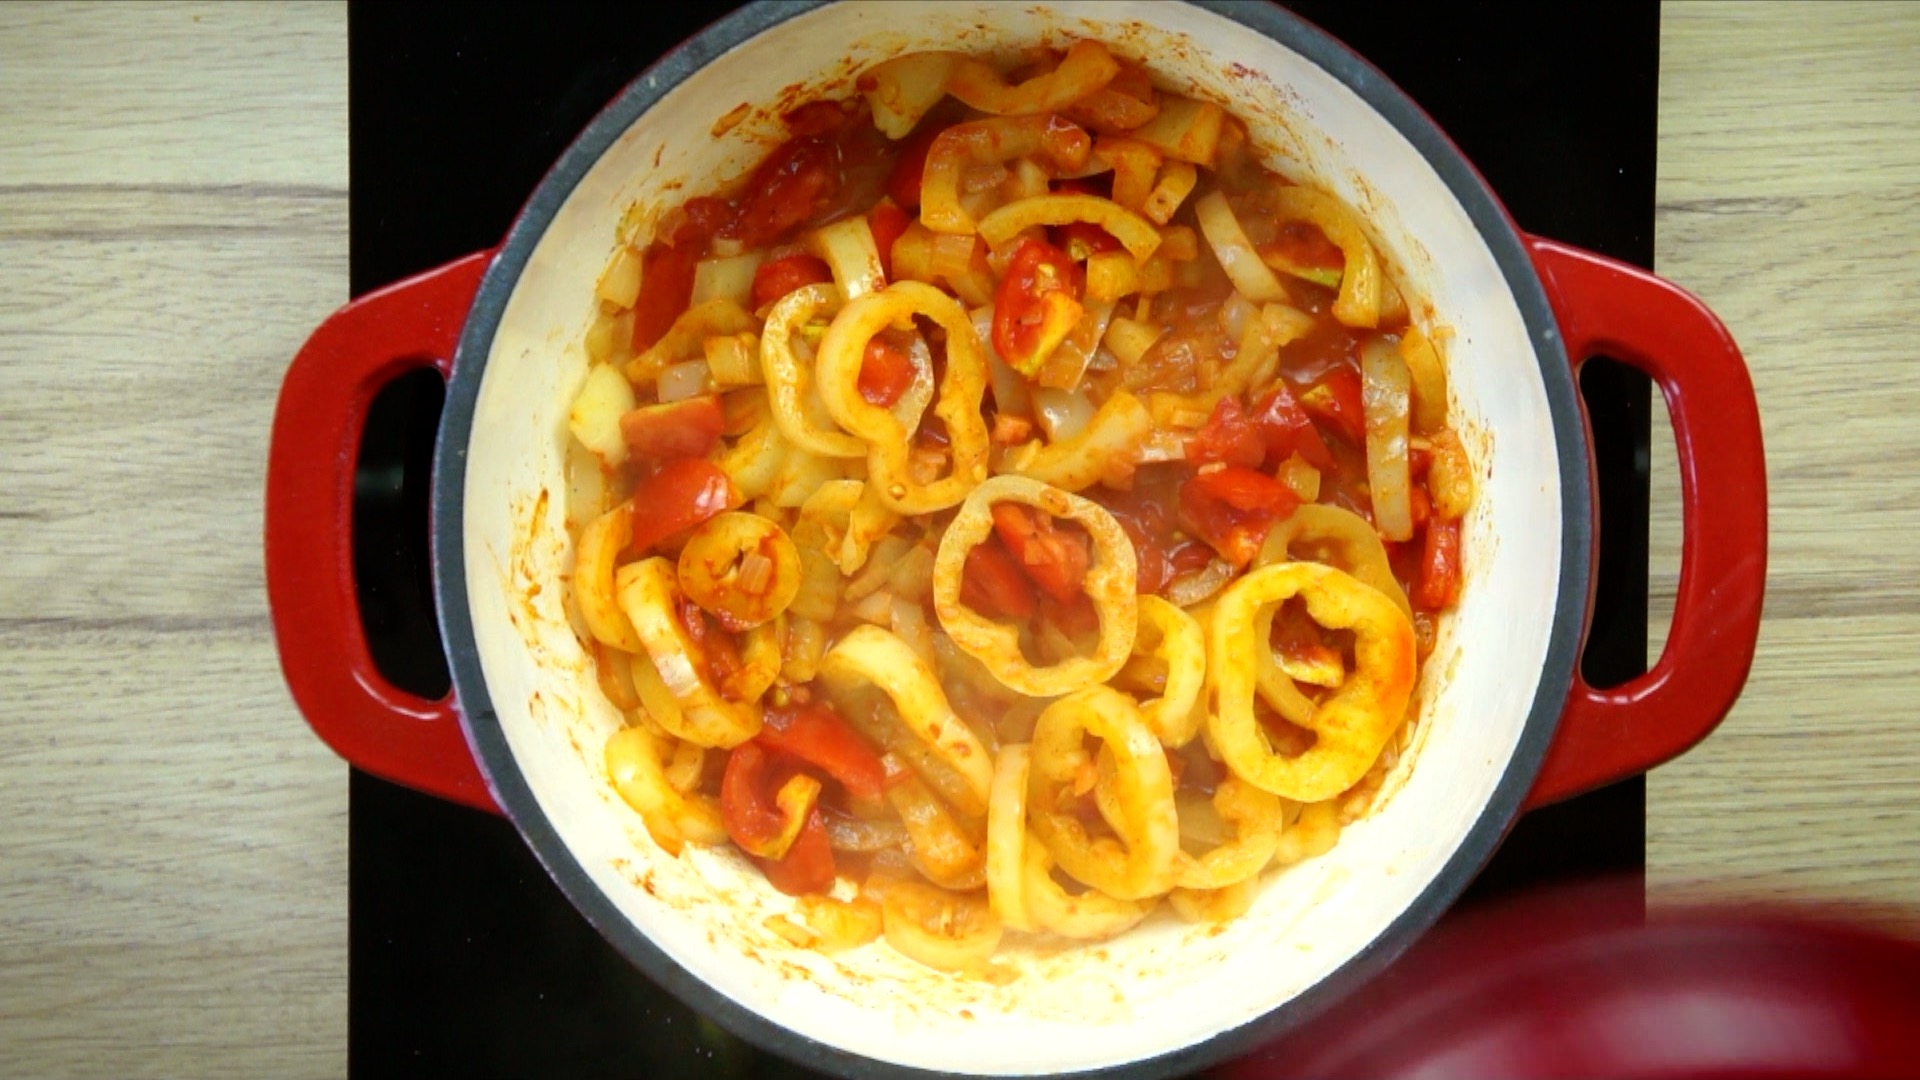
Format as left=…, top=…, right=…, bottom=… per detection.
left=1522, top=237, right=1766, bottom=810
left=265, top=251, right=503, bottom=815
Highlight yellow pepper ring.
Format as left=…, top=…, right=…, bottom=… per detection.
left=1132, top=595, right=1207, bottom=747
left=604, top=725, right=729, bottom=857
left=815, top=281, right=991, bottom=516
left=1206, top=562, right=1417, bottom=802
left=932, top=475, right=1139, bottom=697
left=1267, top=186, right=1384, bottom=330
left=1255, top=503, right=1414, bottom=620
left=676, top=511, right=803, bottom=631
left=1022, top=834, right=1153, bottom=940
left=977, top=193, right=1163, bottom=263
left=759, top=284, right=865, bottom=458
left=819, top=624, right=994, bottom=813
left=614, top=557, right=763, bottom=749
left=1174, top=777, right=1284, bottom=891
left=1027, top=685, right=1179, bottom=901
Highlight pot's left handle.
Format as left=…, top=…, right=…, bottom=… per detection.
left=266, top=251, right=504, bottom=815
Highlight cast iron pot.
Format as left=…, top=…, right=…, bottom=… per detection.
left=265, top=2, right=1766, bottom=1076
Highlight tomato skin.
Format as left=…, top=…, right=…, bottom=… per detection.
left=961, top=540, right=1038, bottom=621
left=752, top=253, right=833, bottom=308
left=866, top=200, right=911, bottom=282
left=1180, top=465, right=1302, bottom=567
left=1249, top=384, right=1336, bottom=469
left=857, top=336, right=917, bottom=407
left=1416, top=515, right=1462, bottom=610
left=1186, top=397, right=1267, bottom=470
left=620, top=395, right=726, bottom=463
left=759, top=702, right=888, bottom=801
left=627, top=458, right=742, bottom=555
left=759, top=808, right=835, bottom=896
left=720, top=742, right=836, bottom=895
left=991, top=502, right=1091, bottom=604
left=885, top=123, right=943, bottom=210
left=630, top=242, right=699, bottom=353
left=991, top=238, right=1084, bottom=376
left=1300, top=365, right=1367, bottom=446
left=728, top=135, right=841, bottom=250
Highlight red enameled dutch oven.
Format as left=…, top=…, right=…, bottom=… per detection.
left=265, top=3, right=1766, bottom=1076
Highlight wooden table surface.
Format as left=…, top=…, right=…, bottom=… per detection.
left=2, top=2, right=1915, bottom=1075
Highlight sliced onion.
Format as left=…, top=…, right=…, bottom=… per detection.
left=657, top=358, right=712, bottom=403
left=1360, top=334, right=1414, bottom=542
left=690, top=251, right=764, bottom=309
left=975, top=306, right=1033, bottom=418
left=1164, top=558, right=1235, bottom=608
left=1031, top=386, right=1096, bottom=443
left=1195, top=190, right=1289, bottom=303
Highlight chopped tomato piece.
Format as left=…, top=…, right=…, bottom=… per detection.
left=630, top=241, right=699, bottom=353
left=751, top=252, right=833, bottom=308
left=627, top=458, right=742, bottom=555
left=727, top=135, right=841, bottom=249
left=720, top=743, right=835, bottom=895
left=991, top=502, right=1091, bottom=604
left=961, top=540, right=1038, bottom=621
left=1180, top=465, right=1301, bottom=567
left=1299, top=365, right=1366, bottom=446
left=678, top=596, right=746, bottom=695
left=857, top=336, right=917, bottom=407
left=1042, top=590, right=1100, bottom=641
left=992, top=238, right=1084, bottom=377
left=781, top=99, right=851, bottom=138
left=866, top=200, right=911, bottom=282
left=759, top=702, right=888, bottom=801
left=885, top=123, right=944, bottom=210
left=759, top=808, right=834, bottom=896
left=1416, top=516, right=1462, bottom=610
left=620, top=395, right=725, bottom=462
left=1249, top=384, right=1335, bottom=469
left=1186, top=397, right=1266, bottom=470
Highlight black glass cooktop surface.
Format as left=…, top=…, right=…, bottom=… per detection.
left=345, top=3, right=1657, bottom=1075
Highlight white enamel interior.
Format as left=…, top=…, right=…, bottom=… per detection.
left=456, top=2, right=1565, bottom=1074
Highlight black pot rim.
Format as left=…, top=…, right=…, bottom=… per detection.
left=430, top=3, right=1593, bottom=1077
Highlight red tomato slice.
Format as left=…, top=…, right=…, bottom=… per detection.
left=758, top=807, right=834, bottom=896
left=961, top=540, right=1038, bottom=621
left=728, top=135, right=841, bottom=249
left=991, top=502, right=1091, bottom=604
left=1299, top=366, right=1367, bottom=446
left=630, top=241, right=699, bottom=353
left=857, top=336, right=917, bottom=407
left=720, top=741, right=793, bottom=856
left=866, top=199, right=911, bottom=283
left=1250, top=384, right=1336, bottom=469
left=1180, top=465, right=1302, bottom=568
left=626, top=458, right=741, bottom=555
left=885, top=123, right=943, bottom=210
left=1186, top=397, right=1267, bottom=470
left=1416, top=516, right=1462, bottom=610
left=619, top=395, right=725, bottom=463
left=751, top=252, right=833, bottom=308
left=721, top=743, right=836, bottom=895
left=991, top=238, right=1084, bottom=377
left=1041, top=590, right=1100, bottom=641
left=758, top=702, right=888, bottom=801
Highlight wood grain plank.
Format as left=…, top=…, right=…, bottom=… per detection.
left=1648, top=2, right=1920, bottom=913
left=0, top=3, right=349, bottom=1076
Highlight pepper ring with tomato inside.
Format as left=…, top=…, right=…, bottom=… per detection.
left=1206, top=561, right=1417, bottom=802
left=1026, top=685, right=1179, bottom=901
left=932, top=474, right=1138, bottom=697
left=814, top=280, right=990, bottom=515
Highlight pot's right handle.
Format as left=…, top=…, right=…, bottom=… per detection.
left=266, top=251, right=502, bottom=815
left=1522, top=237, right=1767, bottom=810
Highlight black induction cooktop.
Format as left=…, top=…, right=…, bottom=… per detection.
left=344, top=4, right=1657, bottom=1075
